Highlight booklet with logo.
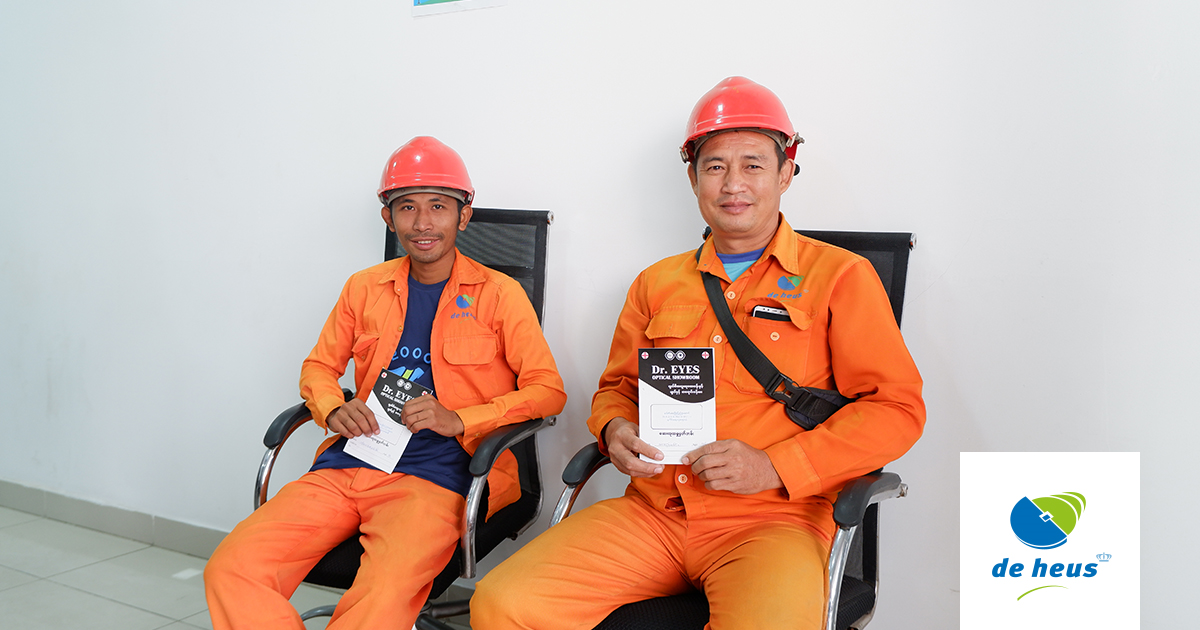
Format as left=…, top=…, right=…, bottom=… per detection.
left=638, top=347, right=716, bottom=465
left=343, top=369, right=430, bottom=472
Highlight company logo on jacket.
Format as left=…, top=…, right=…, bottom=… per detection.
left=452, top=294, right=476, bottom=319
left=769, top=275, right=807, bottom=299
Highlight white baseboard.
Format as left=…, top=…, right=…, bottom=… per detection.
left=0, top=479, right=227, bottom=559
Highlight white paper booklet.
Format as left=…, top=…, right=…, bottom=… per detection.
left=343, top=369, right=430, bottom=472
left=638, top=347, right=717, bottom=465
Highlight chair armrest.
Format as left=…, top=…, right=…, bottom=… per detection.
left=257, top=389, right=354, bottom=510
left=831, top=471, right=905, bottom=529
left=263, top=401, right=313, bottom=449
left=467, top=417, right=551, bottom=476
left=551, top=441, right=612, bottom=526
left=263, top=389, right=354, bottom=449
left=460, top=416, right=555, bottom=578
left=562, top=441, right=610, bottom=486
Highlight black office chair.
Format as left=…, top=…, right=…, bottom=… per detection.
left=256, top=208, right=556, bottom=630
left=551, top=230, right=915, bottom=630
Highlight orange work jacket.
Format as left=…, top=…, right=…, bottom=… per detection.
left=301, top=250, right=567, bottom=514
left=589, top=214, right=925, bottom=532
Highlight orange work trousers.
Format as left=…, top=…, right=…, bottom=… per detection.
left=204, top=467, right=464, bottom=630
left=472, top=493, right=832, bottom=630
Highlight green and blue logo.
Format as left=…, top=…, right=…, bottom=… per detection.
left=452, top=294, right=477, bottom=320
left=777, top=275, right=803, bottom=290
left=1010, top=492, right=1086, bottom=550
left=768, top=275, right=808, bottom=300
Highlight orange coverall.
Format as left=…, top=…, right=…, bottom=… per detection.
left=206, top=251, right=566, bottom=630
left=474, top=215, right=924, bottom=629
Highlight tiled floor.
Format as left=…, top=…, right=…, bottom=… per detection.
left=0, top=505, right=341, bottom=629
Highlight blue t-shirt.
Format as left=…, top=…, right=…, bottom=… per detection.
left=310, top=275, right=473, bottom=496
left=717, top=247, right=765, bottom=281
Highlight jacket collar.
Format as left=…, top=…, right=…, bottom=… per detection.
left=694, top=212, right=802, bottom=277
left=382, top=248, right=488, bottom=292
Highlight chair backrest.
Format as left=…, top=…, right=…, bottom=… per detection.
left=795, top=230, right=913, bottom=327
left=386, top=208, right=553, bottom=324
left=794, top=229, right=914, bottom=622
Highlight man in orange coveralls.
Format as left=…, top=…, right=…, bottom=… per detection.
left=204, top=136, right=566, bottom=630
left=472, top=77, right=924, bottom=630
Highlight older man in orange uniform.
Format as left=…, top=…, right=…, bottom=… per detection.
left=472, top=78, right=924, bottom=630
left=205, top=137, right=566, bottom=630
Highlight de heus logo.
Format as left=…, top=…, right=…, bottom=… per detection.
left=1010, top=492, right=1086, bottom=549
left=768, top=275, right=807, bottom=300
left=451, top=294, right=477, bottom=320
left=777, top=275, right=803, bottom=290
left=993, top=491, right=1101, bottom=589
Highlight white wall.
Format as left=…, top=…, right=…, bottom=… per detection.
left=2, top=1, right=1196, bottom=626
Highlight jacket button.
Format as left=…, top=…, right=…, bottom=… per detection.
left=770, top=332, right=780, bottom=341
left=725, top=290, right=736, bottom=300
left=677, top=473, right=688, bottom=484
left=713, top=335, right=723, bottom=344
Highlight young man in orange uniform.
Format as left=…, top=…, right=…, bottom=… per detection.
left=472, top=78, right=924, bottom=629
left=204, top=136, right=566, bottom=630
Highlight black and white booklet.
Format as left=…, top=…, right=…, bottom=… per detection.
left=637, top=347, right=716, bottom=464
left=344, top=369, right=431, bottom=471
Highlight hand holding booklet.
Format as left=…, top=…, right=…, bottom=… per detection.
left=343, top=369, right=431, bottom=472
left=638, top=347, right=716, bottom=465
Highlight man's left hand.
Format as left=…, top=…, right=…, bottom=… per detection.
left=400, top=394, right=465, bottom=437
left=682, top=439, right=783, bottom=494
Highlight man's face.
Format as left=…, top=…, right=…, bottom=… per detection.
left=381, top=192, right=471, bottom=267
left=688, top=130, right=794, bottom=253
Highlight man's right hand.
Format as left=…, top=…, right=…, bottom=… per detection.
left=603, top=417, right=664, bottom=478
left=326, top=399, right=379, bottom=438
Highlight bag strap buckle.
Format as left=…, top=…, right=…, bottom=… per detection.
left=767, top=373, right=803, bottom=408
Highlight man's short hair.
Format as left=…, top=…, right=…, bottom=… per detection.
left=385, top=189, right=468, bottom=216
left=691, top=129, right=790, bottom=172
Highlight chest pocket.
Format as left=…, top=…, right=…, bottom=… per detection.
left=352, top=333, right=380, bottom=364
left=443, top=334, right=499, bottom=365
left=646, top=305, right=707, bottom=343
left=732, top=300, right=814, bottom=394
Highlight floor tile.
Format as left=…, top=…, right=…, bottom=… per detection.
left=0, top=564, right=38, bottom=591
left=0, top=517, right=147, bottom=577
left=291, top=581, right=341, bottom=613
left=293, top=582, right=337, bottom=629
left=0, top=579, right=173, bottom=630
left=180, top=610, right=214, bottom=630
left=0, top=505, right=40, bottom=529
left=156, top=623, right=207, bottom=630
left=51, top=546, right=208, bottom=620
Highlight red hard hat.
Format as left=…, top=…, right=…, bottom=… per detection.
left=680, top=76, right=803, bottom=164
left=378, top=136, right=475, bottom=205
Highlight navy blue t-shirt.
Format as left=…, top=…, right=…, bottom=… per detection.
left=310, top=275, right=473, bottom=496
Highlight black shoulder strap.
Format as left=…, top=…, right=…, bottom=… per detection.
left=697, top=243, right=851, bottom=429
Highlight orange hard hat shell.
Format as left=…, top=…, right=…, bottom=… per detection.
left=378, top=136, right=474, bottom=205
left=681, top=76, right=800, bottom=163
